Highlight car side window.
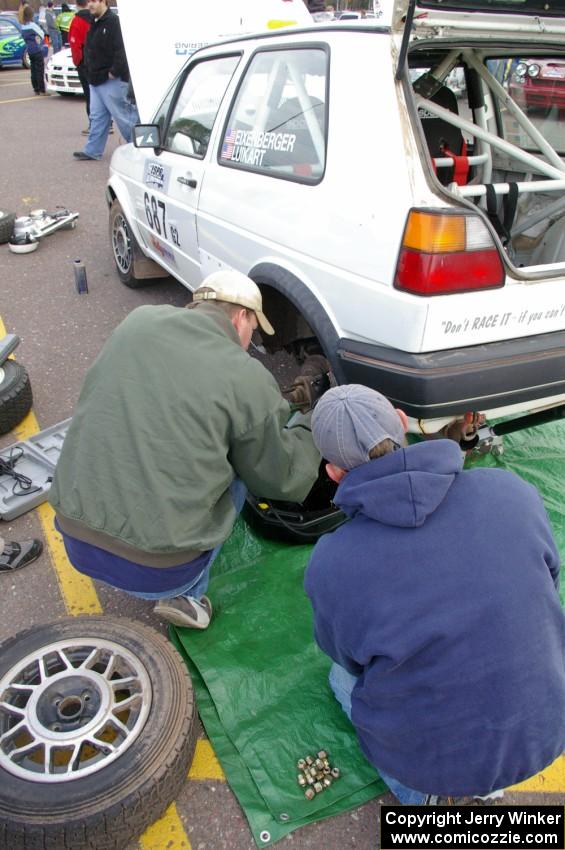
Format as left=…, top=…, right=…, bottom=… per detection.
left=163, top=56, right=240, bottom=159
left=219, top=48, right=328, bottom=183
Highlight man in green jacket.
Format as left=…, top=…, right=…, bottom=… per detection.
left=50, top=270, right=321, bottom=628
left=55, top=3, right=74, bottom=45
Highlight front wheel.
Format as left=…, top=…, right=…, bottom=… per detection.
left=109, top=199, right=150, bottom=288
left=0, top=616, right=197, bottom=850
left=22, top=49, right=30, bottom=69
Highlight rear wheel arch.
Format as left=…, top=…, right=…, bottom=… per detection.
left=249, top=263, right=345, bottom=383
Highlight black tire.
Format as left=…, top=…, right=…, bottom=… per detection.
left=0, top=360, right=33, bottom=435
left=0, top=209, right=16, bottom=244
left=22, top=49, right=30, bottom=70
left=0, top=616, right=197, bottom=850
left=109, top=199, right=151, bottom=288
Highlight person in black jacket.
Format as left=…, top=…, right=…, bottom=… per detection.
left=73, top=0, right=139, bottom=161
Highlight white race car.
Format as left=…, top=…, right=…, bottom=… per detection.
left=45, top=47, right=84, bottom=95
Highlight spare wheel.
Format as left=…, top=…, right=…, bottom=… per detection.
left=0, top=616, right=197, bottom=850
left=0, top=360, right=33, bottom=435
left=0, top=209, right=16, bottom=245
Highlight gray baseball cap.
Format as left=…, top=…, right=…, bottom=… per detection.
left=311, top=384, right=405, bottom=470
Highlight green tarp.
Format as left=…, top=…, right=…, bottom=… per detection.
left=172, top=421, right=565, bottom=845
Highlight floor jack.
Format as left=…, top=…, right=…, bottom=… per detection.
left=463, top=403, right=565, bottom=457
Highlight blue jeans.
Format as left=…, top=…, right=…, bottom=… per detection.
left=129, top=478, right=247, bottom=603
left=329, top=663, right=427, bottom=805
left=83, top=78, right=139, bottom=159
left=49, top=29, right=62, bottom=53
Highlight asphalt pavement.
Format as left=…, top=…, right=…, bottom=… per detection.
left=0, top=67, right=563, bottom=850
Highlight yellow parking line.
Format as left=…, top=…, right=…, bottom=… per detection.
left=139, top=804, right=191, bottom=849
left=1, top=316, right=193, bottom=846
left=188, top=739, right=225, bottom=780
left=14, top=410, right=103, bottom=616
left=509, top=754, right=565, bottom=793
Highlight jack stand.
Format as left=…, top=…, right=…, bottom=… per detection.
left=468, top=428, right=505, bottom=458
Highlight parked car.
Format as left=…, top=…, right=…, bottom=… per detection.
left=509, top=58, right=565, bottom=111
left=107, top=2, right=565, bottom=435
left=45, top=46, right=83, bottom=95
left=0, top=14, right=48, bottom=69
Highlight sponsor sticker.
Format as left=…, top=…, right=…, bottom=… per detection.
left=143, top=160, right=171, bottom=192
left=175, top=41, right=206, bottom=56
left=220, top=127, right=297, bottom=167
left=149, top=235, right=176, bottom=264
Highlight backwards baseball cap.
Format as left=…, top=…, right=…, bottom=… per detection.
left=193, top=270, right=274, bottom=335
left=311, top=384, right=406, bottom=470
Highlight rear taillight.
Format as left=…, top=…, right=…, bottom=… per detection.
left=394, top=210, right=505, bottom=296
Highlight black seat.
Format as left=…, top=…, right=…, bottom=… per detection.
left=419, top=86, right=467, bottom=185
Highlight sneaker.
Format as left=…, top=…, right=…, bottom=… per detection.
left=154, top=594, right=212, bottom=629
left=109, top=124, right=114, bottom=134
left=81, top=127, right=90, bottom=136
left=475, top=790, right=505, bottom=802
left=73, top=151, right=98, bottom=161
left=0, top=539, right=43, bottom=572
left=425, top=793, right=504, bottom=805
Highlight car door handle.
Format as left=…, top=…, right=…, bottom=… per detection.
left=177, top=176, right=197, bottom=188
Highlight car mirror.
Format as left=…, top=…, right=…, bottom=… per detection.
left=132, top=124, right=162, bottom=149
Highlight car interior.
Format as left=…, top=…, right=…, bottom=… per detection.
left=408, top=45, right=565, bottom=270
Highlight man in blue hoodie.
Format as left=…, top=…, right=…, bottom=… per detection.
left=304, top=385, right=565, bottom=805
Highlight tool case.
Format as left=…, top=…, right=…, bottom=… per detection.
left=0, top=419, right=71, bottom=521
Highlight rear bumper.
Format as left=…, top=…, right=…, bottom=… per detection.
left=337, top=330, right=565, bottom=418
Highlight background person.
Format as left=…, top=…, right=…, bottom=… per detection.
left=45, top=1, right=62, bottom=54
left=17, top=0, right=29, bottom=25
left=73, top=0, right=138, bottom=161
left=50, top=270, right=322, bottom=629
left=0, top=536, right=43, bottom=572
left=21, top=5, right=47, bottom=95
left=305, top=384, right=565, bottom=805
left=56, top=2, right=74, bottom=46
left=69, top=0, right=93, bottom=134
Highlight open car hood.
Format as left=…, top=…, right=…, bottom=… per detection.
left=390, top=0, right=565, bottom=38
left=117, top=0, right=313, bottom=122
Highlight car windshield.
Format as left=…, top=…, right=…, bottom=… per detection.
left=0, top=20, right=20, bottom=36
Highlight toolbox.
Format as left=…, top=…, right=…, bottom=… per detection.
left=0, top=419, right=71, bottom=521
